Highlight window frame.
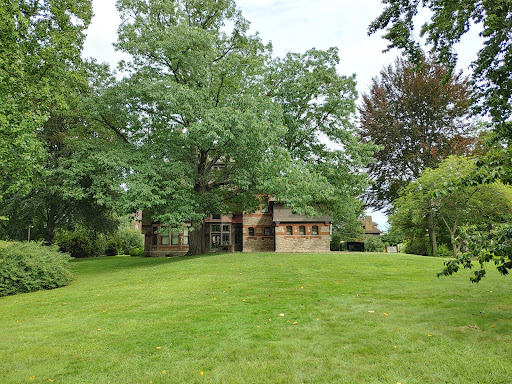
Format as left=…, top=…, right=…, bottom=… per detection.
left=299, top=225, right=306, bottom=235
left=312, top=225, right=319, bottom=235
left=286, top=226, right=292, bottom=235
left=248, top=227, right=255, bottom=237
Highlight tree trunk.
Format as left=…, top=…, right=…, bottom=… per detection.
left=186, top=222, right=206, bottom=256
left=427, top=209, right=437, bottom=256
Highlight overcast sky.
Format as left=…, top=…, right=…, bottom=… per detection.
left=82, top=0, right=483, bottom=230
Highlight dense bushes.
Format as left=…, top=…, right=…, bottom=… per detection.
left=55, top=228, right=105, bottom=258
left=55, top=227, right=144, bottom=258
left=0, top=242, right=73, bottom=297
left=364, top=236, right=385, bottom=252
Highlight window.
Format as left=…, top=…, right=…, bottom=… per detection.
left=248, top=227, right=255, bottom=236
left=222, top=233, right=230, bottom=245
left=171, top=232, right=179, bottom=245
left=312, top=225, right=319, bottom=235
left=286, top=226, right=292, bottom=235
left=161, top=233, right=170, bottom=245
left=222, top=225, right=230, bottom=232
left=211, top=224, right=221, bottom=232
left=264, top=227, right=271, bottom=236
left=212, top=213, right=221, bottom=220
left=261, top=197, right=269, bottom=213
left=152, top=227, right=158, bottom=245
left=299, top=226, right=305, bottom=235
left=183, top=228, right=189, bottom=245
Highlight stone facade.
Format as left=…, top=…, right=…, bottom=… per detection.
left=139, top=200, right=332, bottom=256
left=242, top=212, right=274, bottom=252
left=274, top=223, right=331, bottom=253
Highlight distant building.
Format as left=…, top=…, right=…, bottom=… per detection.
left=363, top=215, right=381, bottom=236
left=137, top=198, right=332, bottom=256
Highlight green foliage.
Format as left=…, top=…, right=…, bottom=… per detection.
left=87, top=0, right=372, bottom=255
left=391, top=156, right=512, bottom=260
left=105, top=228, right=144, bottom=256
left=403, top=235, right=430, bottom=256
left=129, top=247, right=144, bottom=257
left=438, top=224, right=512, bottom=283
left=370, top=0, right=512, bottom=141
left=54, top=228, right=105, bottom=258
left=0, top=0, right=92, bottom=199
left=0, top=242, right=73, bottom=297
left=436, top=243, right=453, bottom=258
left=359, top=55, right=474, bottom=209
left=364, top=236, right=385, bottom=252
left=116, top=228, right=144, bottom=255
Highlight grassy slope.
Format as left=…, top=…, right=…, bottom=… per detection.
left=1, top=252, right=511, bottom=383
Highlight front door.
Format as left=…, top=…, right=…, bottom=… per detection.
left=233, top=223, right=243, bottom=252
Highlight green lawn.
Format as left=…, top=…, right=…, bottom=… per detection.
left=1, top=252, right=511, bottom=383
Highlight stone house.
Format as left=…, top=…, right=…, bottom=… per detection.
left=139, top=198, right=332, bottom=256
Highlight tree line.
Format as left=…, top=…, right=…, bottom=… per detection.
left=1, top=0, right=511, bottom=281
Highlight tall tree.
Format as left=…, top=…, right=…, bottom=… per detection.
left=93, top=0, right=371, bottom=255
left=369, top=0, right=512, bottom=141
left=359, top=56, right=473, bottom=210
left=391, top=156, right=512, bottom=258
left=0, top=0, right=92, bottom=199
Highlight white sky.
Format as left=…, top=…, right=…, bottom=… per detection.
left=82, top=0, right=483, bottom=231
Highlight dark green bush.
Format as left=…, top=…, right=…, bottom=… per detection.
left=364, top=236, right=385, bottom=252
left=0, top=242, right=73, bottom=297
left=116, top=228, right=144, bottom=255
left=55, top=228, right=105, bottom=258
left=105, top=236, right=122, bottom=256
left=403, top=235, right=429, bottom=256
left=129, top=247, right=144, bottom=257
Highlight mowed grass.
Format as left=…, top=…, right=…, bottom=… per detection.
left=1, top=253, right=511, bottom=383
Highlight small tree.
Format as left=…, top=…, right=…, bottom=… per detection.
left=391, top=156, right=512, bottom=258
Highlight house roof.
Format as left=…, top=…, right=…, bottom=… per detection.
left=272, top=203, right=332, bottom=223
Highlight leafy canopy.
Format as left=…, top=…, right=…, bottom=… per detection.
left=369, top=0, right=512, bottom=141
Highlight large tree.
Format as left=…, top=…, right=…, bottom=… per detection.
left=370, top=1, right=512, bottom=280
left=359, top=55, right=474, bottom=210
left=0, top=0, right=92, bottom=199
left=91, top=0, right=372, bottom=255
left=369, top=0, right=512, bottom=141
left=391, top=156, right=512, bottom=258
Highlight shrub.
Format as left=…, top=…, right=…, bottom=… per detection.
left=116, top=228, right=144, bottom=255
left=364, top=236, right=385, bottom=252
left=129, top=247, right=145, bottom=257
left=403, top=235, right=429, bottom=256
left=0, top=242, right=73, bottom=297
left=55, top=228, right=105, bottom=258
left=105, top=236, right=122, bottom=256
left=436, top=243, right=452, bottom=257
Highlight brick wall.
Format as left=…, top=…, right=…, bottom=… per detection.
left=242, top=213, right=274, bottom=252
left=274, top=223, right=331, bottom=253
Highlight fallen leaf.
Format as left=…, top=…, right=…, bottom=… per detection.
left=300, top=286, right=304, bottom=289
left=242, top=299, right=246, bottom=302
left=279, top=313, right=285, bottom=317
left=96, top=329, right=101, bottom=331
left=383, top=313, right=389, bottom=316
left=368, top=310, right=375, bottom=313
left=29, top=376, right=35, bottom=380
left=200, top=371, right=204, bottom=376
left=491, top=324, right=496, bottom=328
left=162, top=370, right=167, bottom=374
left=427, top=334, right=432, bottom=337
left=48, top=380, right=54, bottom=382
left=292, top=322, right=298, bottom=325
left=155, top=347, right=162, bottom=350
